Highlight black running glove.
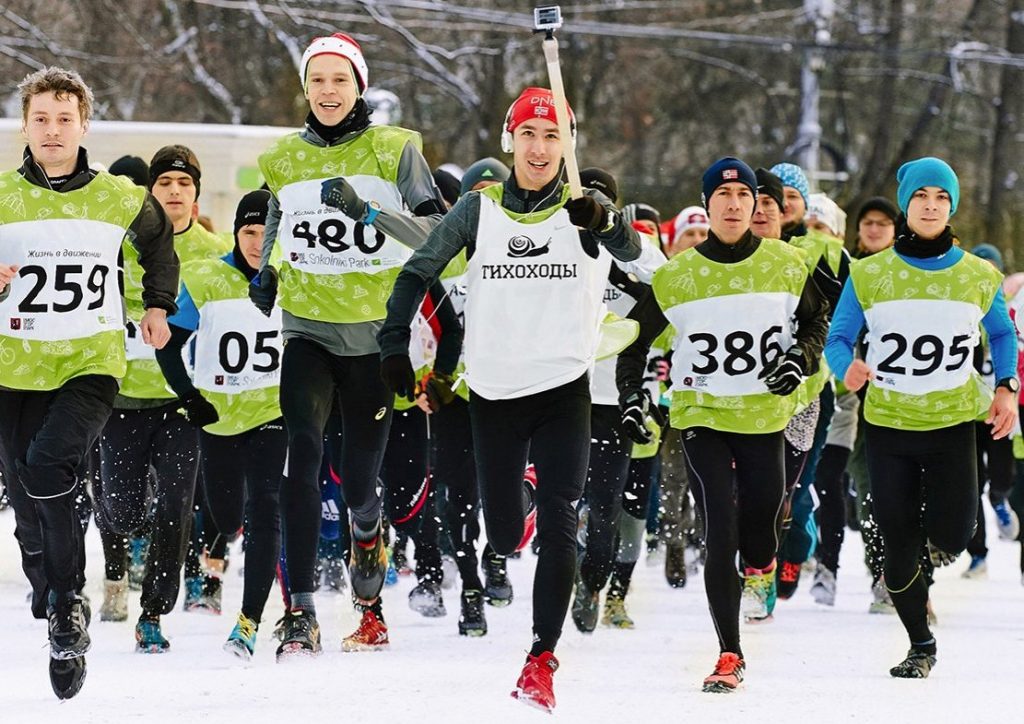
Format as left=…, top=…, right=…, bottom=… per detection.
left=619, top=389, right=666, bottom=445
left=179, top=391, right=219, bottom=428
left=758, top=345, right=806, bottom=396
left=381, top=354, right=417, bottom=402
left=565, top=196, right=609, bottom=231
left=249, top=266, right=278, bottom=317
left=320, top=177, right=367, bottom=221
left=424, top=372, right=457, bottom=412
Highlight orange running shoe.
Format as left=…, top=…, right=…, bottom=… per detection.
left=702, top=652, right=745, bottom=693
left=511, top=651, right=559, bottom=712
left=342, top=604, right=389, bottom=652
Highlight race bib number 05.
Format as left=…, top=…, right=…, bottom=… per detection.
left=193, top=299, right=283, bottom=392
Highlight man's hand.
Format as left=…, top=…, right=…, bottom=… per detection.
left=381, top=354, right=417, bottom=402
left=843, top=358, right=874, bottom=393
left=987, top=387, right=1019, bottom=439
left=321, top=177, right=367, bottom=221
left=565, top=196, right=609, bottom=231
left=758, top=345, right=806, bottom=396
left=0, top=263, right=19, bottom=294
left=179, top=391, right=220, bottom=428
left=619, top=389, right=666, bottom=445
left=141, top=308, right=170, bottom=350
left=249, top=266, right=278, bottom=317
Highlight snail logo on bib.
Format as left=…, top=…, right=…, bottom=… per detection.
left=507, top=234, right=550, bottom=258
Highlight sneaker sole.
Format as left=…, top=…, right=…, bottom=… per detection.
left=49, top=656, right=87, bottom=700
left=484, top=595, right=513, bottom=608
left=744, top=613, right=774, bottom=624
left=702, top=681, right=740, bottom=693
left=511, top=689, right=554, bottom=713
left=136, top=644, right=169, bottom=654
left=223, top=640, right=254, bottom=661
left=99, top=612, right=128, bottom=622
left=341, top=640, right=389, bottom=652
left=275, top=643, right=321, bottom=661
left=458, top=626, right=487, bottom=637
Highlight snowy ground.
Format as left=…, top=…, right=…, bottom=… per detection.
left=1, top=505, right=1022, bottom=724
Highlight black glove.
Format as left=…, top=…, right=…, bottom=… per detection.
left=179, top=391, right=219, bottom=428
left=249, top=266, right=278, bottom=317
left=381, top=354, right=417, bottom=402
left=321, top=177, right=367, bottom=221
left=619, top=389, right=665, bottom=445
left=565, top=195, right=609, bottom=231
left=424, top=372, right=457, bottom=412
left=758, top=345, right=806, bottom=396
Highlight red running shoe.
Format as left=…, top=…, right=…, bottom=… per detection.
left=511, top=651, right=559, bottom=712
left=516, top=465, right=538, bottom=552
left=702, top=652, right=745, bottom=693
left=777, top=560, right=802, bottom=600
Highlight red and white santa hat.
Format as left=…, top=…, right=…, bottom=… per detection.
left=673, top=205, right=710, bottom=238
left=300, top=33, right=368, bottom=93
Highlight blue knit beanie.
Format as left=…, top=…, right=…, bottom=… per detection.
left=896, top=157, right=959, bottom=217
left=770, top=162, right=809, bottom=206
left=971, top=243, right=1004, bottom=272
left=702, top=157, right=757, bottom=209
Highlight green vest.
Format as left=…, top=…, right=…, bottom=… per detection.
left=259, top=126, right=420, bottom=324
left=120, top=223, right=231, bottom=400
left=653, top=238, right=810, bottom=433
left=852, top=249, right=1002, bottom=430
left=790, top=228, right=845, bottom=277
left=0, top=171, right=144, bottom=390
left=180, top=257, right=282, bottom=435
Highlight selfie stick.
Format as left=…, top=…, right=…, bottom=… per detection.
left=534, top=6, right=583, bottom=199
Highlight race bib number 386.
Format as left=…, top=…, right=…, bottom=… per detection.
left=667, top=292, right=797, bottom=397
left=0, top=220, right=124, bottom=341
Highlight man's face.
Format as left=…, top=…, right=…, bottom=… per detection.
left=512, top=118, right=563, bottom=191
left=751, top=195, right=782, bottom=239
left=23, top=91, right=86, bottom=174
left=633, top=219, right=659, bottom=237
left=857, top=210, right=895, bottom=253
left=707, top=182, right=755, bottom=243
left=237, top=224, right=265, bottom=269
left=305, top=54, right=359, bottom=126
left=666, top=226, right=707, bottom=258
left=781, top=187, right=806, bottom=229
left=151, top=171, right=197, bottom=228
left=905, top=187, right=951, bottom=240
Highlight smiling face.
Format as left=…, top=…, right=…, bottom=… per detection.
left=151, top=171, right=197, bottom=231
left=906, top=186, right=951, bottom=240
left=512, top=118, right=563, bottom=192
left=305, top=54, right=359, bottom=126
left=707, top=182, right=755, bottom=243
left=23, top=91, right=87, bottom=177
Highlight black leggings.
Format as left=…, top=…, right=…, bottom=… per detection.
left=580, top=405, right=632, bottom=592
left=432, top=397, right=484, bottom=590
left=200, top=420, right=286, bottom=623
left=814, top=444, right=850, bottom=573
left=469, top=374, right=591, bottom=655
left=681, top=426, right=785, bottom=656
left=380, top=407, right=431, bottom=536
left=278, top=339, right=392, bottom=596
left=967, top=421, right=1015, bottom=558
left=99, top=403, right=199, bottom=618
left=0, top=376, right=117, bottom=616
left=866, top=421, right=977, bottom=646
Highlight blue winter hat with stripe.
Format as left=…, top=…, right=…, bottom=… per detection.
left=971, top=243, right=1003, bottom=272
left=896, top=157, right=960, bottom=217
left=701, top=157, right=757, bottom=209
left=770, top=162, right=809, bottom=206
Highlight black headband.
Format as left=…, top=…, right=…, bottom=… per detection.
left=149, top=158, right=201, bottom=198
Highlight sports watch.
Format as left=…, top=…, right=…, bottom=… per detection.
left=995, top=377, right=1020, bottom=394
left=363, top=200, right=382, bottom=226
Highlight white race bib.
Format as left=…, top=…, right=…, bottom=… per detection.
left=277, top=175, right=409, bottom=276
left=667, top=292, right=796, bottom=397
left=864, top=299, right=980, bottom=395
left=0, top=219, right=123, bottom=341
left=124, top=318, right=155, bottom=361
left=193, top=298, right=283, bottom=392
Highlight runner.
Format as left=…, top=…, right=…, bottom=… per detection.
left=0, top=66, right=177, bottom=698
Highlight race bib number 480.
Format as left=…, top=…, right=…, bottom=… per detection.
left=277, top=176, right=410, bottom=276
left=0, top=220, right=123, bottom=341
left=667, top=292, right=797, bottom=397
left=193, top=299, right=283, bottom=392
left=864, top=299, right=981, bottom=395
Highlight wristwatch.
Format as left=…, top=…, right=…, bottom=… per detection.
left=995, top=377, right=1020, bottom=394
left=363, top=200, right=382, bottom=226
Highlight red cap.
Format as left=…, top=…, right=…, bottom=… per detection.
left=505, top=87, right=575, bottom=135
